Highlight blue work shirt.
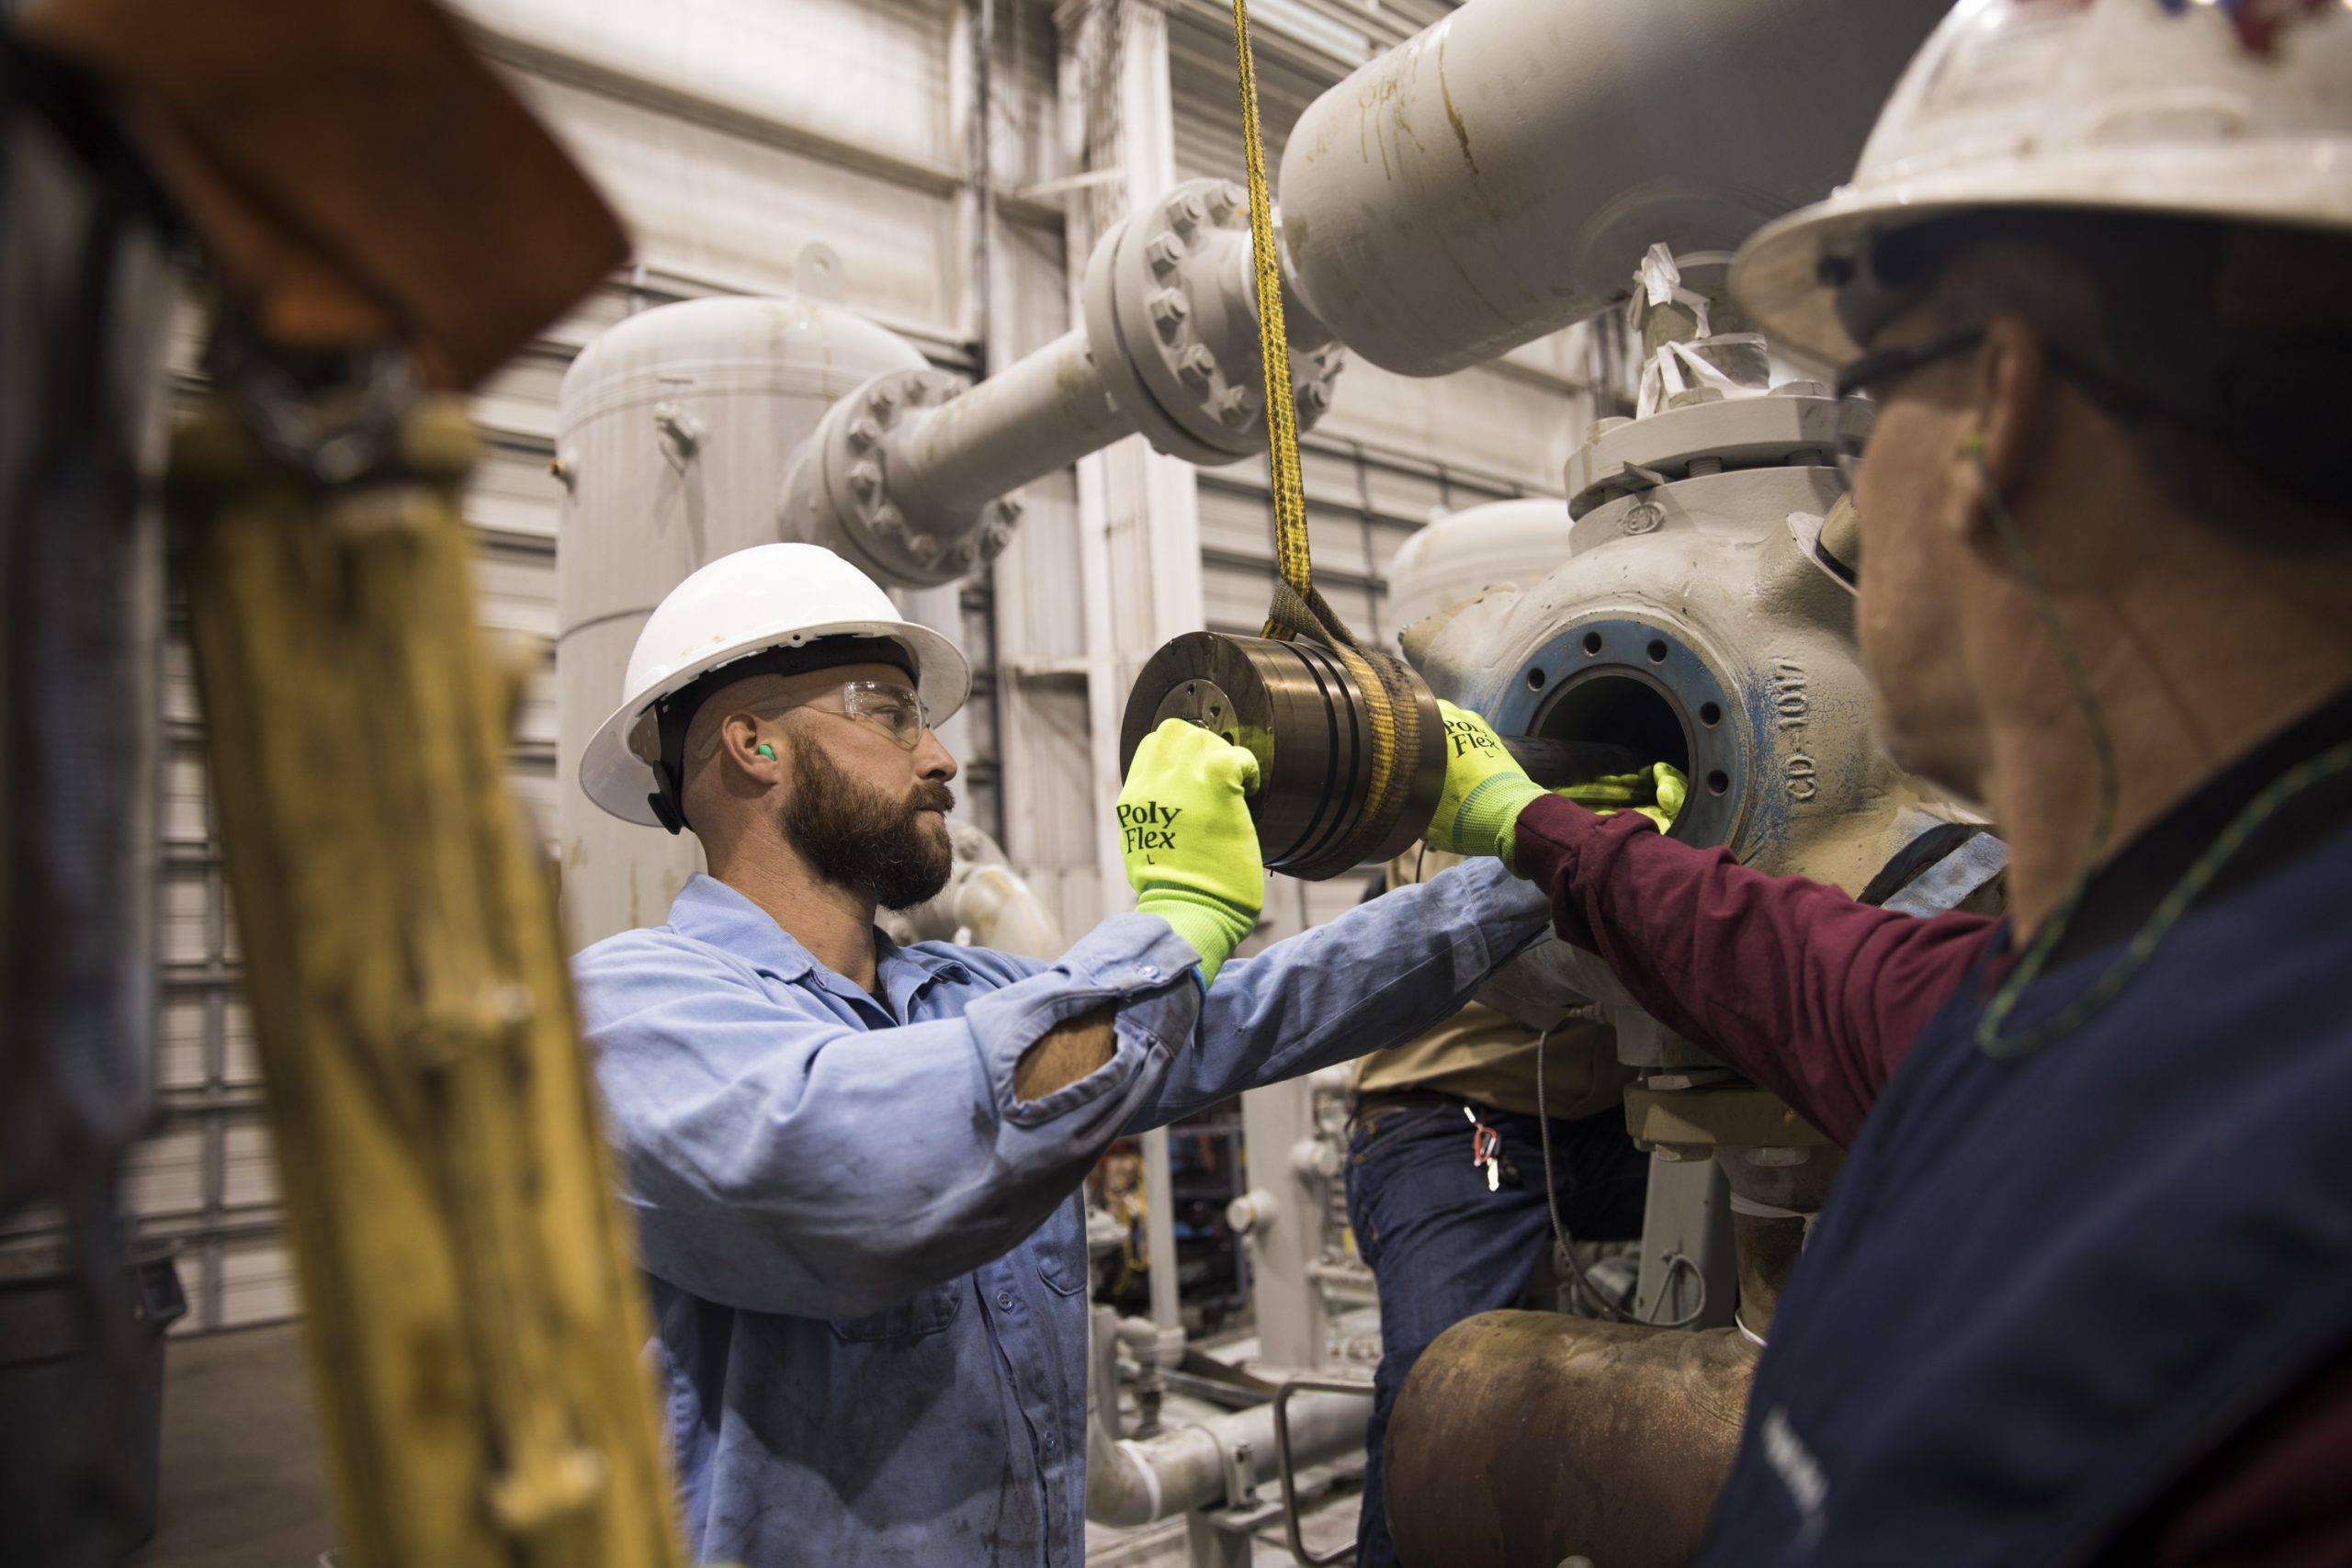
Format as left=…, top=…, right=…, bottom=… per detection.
left=573, top=859, right=1547, bottom=1567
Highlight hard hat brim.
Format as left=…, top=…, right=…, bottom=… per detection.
left=579, top=617, right=972, bottom=828
left=1734, top=150, right=2352, bottom=367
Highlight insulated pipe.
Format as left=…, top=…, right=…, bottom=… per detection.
left=1277, top=0, right=1953, bottom=376
left=1142, top=1128, right=1182, bottom=1333
left=780, top=3, right=1945, bottom=589
left=889, top=328, right=1132, bottom=520
left=1086, top=1304, right=1368, bottom=1528
left=780, top=179, right=1344, bottom=587
left=1088, top=1385, right=1372, bottom=1525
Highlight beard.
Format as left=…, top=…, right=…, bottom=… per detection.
left=780, top=728, right=956, bottom=910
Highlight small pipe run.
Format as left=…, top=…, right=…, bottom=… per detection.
left=888, top=329, right=1133, bottom=523
left=1084, top=1306, right=1370, bottom=1528
left=1142, top=1127, right=1182, bottom=1334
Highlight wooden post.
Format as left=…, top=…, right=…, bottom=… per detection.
left=171, top=400, right=682, bottom=1568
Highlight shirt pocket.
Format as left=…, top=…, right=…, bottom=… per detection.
left=1033, top=1201, right=1090, bottom=1296
left=828, top=1281, right=965, bottom=1345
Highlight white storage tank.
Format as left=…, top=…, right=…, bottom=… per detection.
left=1386, top=498, right=1577, bottom=636
left=554, top=293, right=927, bottom=946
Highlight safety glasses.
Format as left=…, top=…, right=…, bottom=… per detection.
left=792, top=680, right=933, bottom=750
left=1833, top=326, right=2156, bottom=493
left=1831, top=327, right=1986, bottom=491
left=652, top=678, right=934, bottom=770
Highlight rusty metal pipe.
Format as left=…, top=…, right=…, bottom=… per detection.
left=1384, top=1146, right=1840, bottom=1566
left=1385, top=1313, right=1757, bottom=1568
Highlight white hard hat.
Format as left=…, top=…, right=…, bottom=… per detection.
left=1732, top=0, right=2352, bottom=365
left=580, top=543, right=971, bottom=829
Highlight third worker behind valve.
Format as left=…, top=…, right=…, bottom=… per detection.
left=1345, top=820, right=1679, bottom=1568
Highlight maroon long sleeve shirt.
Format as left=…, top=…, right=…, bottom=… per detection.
left=1510, top=791, right=2351, bottom=1565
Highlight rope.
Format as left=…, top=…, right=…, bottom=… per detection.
left=1228, top=0, right=1421, bottom=852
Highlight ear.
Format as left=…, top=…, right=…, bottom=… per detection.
left=1941, top=315, right=2052, bottom=545
left=720, top=712, right=786, bottom=783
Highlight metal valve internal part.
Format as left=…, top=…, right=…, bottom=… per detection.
left=1119, top=632, right=1445, bottom=882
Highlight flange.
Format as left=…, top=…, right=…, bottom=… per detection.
left=1487, top=615, right=1749, bottom=852
left=1083, top=179, right=1344, bottom=467
left=782, top=365, right=1023, bottom=587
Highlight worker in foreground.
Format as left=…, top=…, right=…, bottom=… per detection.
left=569, top=541, right=1552, bottom=1566
left=1411, top=2, right=2352, bottom=1560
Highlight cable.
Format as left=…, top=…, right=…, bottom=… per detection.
left=1536, top=1025, right=1707, bottom=1330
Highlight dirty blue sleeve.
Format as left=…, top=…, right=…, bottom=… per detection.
left=576, top=914, right=1204, bottom=1320
left=1130, top=857, right=1554, bottom=1127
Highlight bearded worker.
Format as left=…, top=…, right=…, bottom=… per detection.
left=569, top=542, right=1550, bottom=1568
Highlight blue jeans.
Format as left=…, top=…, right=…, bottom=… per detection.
left=1343, top=1098, right=1649, bottom=1568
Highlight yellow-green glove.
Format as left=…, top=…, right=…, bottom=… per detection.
left=1425, top=701, right=1549, bottom=867
left=1118, top=719, right=1264, bottom=986
left=1561, top=761, right=1689, bottom=832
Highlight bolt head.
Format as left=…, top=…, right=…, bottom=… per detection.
left=868, top=384, right=899, bottom=416
left=1146, top=233, right=1183, bottom=276
left=1148, top=289, right=1192, bottom=336
left=995, top=493, right=1025, bottom=525
left=980, top=524, right=1012, bottom=559
left=1216, top=388, right=1260, bottom=428
left=1214, top=181, right=1245, bottom=216
left=848, top=461, right=881, bottom=499
left=909, top=535, right=941, bottom=565
left=1295, top=381, right=1329, bottom=416
left=1172, top=191, right=1206, bottom=231
left=867, top=503, right=904, bottom=537
left=1178, top=345, right=1218, bottom=388
left=847, top=416, right=882, bottom=450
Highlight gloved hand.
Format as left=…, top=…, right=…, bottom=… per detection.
left=1561, top=761, right=1689, bottom=832
left=1424, top=701, right=1549, bottom=867
left=1118, top=719, right=1264, bottom=986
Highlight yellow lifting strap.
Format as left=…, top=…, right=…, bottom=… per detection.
left=1228, top=0, right=1419, bottom=838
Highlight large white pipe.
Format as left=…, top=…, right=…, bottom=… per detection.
left=1278, top=0, right=1952, bottom=376
left=891, top=329, right=1135, bottom=520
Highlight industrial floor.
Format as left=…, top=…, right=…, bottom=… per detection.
left=130, top=1324, right=335, bottom=1568
left=129, top=1323, right=1363, bottom=1566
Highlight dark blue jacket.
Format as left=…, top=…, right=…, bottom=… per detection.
left=1694, top=704, right=2352, bottom=1565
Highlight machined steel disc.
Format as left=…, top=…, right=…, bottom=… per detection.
left=1121, top=631, right=1445, bottom=881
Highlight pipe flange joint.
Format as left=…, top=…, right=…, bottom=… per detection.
left=1083, top=177, right=1343, bottom=468
left=1487, top=615, right=1751, bottom=854
left=807, top=367, right=1022, bottom=587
